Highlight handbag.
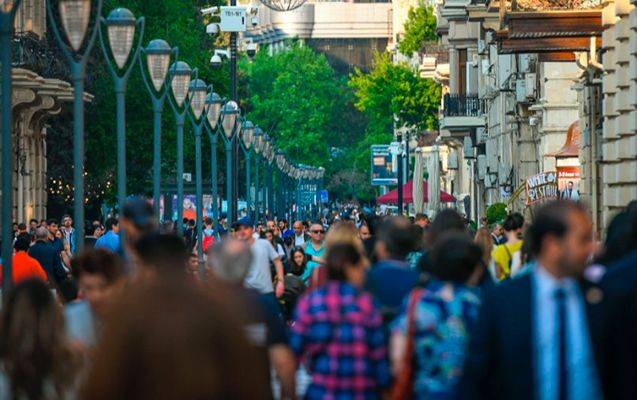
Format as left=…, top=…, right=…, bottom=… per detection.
left=391, top=287, right=423, bottom=400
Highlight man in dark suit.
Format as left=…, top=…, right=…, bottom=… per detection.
left=28, top=226, right=66, bottom=285
left=459, top=200, right=604, bottom=400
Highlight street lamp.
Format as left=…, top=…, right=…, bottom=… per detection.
left=99, top=7, right=145, bottom=215
left=220, top=100, right=240, bottom=223
left=167, top=61, right=195, bottom=228
left=252, top=126, right=263, bottom=220
left=1, top=0, right=24, bottom=296
left=187, top=79, right=208, bottom=271
left=140, top=39, right=176, bottom=222
left=241, top=120, right=254, bottom=218
left=46, top=0, right=103, bottom=255
left=204, top=92, right=223, bottom=232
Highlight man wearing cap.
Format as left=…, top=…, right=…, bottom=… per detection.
left=234, top=217, right=285, bottom=299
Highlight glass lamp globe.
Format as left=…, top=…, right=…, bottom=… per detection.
left=205, top=92, right=223, bottom=129
left=105, top=8, right=137, bottom=69
left=189, top=79, right=207, bottom=120
left=59, top=0, right=91, bottom=51
left=145, top=39, right=171, bottom=92
left=253, top=126, right=263, bottom=154
left=220, top=101, right=240, bottom=139
left=169, top=61, right=191, bottom=107
left=242, top=120, right=254, bottom=149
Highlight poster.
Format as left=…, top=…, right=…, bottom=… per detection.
left=371, top=145, right=397, bottom=186
left=171, top=195, right=215, bottom=221
left=557, top=165, right=581, bottom=200
left=525, top=171, right=558, bottom=205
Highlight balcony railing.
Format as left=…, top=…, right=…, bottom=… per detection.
left=11, top=33, right=69, bottom=81
left=442, top=93, right=484, bottom=117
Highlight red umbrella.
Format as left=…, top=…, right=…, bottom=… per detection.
left=377, top=180, right=456, bottom=204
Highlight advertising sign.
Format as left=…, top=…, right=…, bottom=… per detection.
left=557, top=165, right=581, bottom=200
left=371, top=145, right=397, bottom=186
left=526, top=171, right=558, bottom=205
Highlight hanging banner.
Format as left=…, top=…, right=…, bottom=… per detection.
left=525, top=171, right=558, bottom=205
left=371, top=145, right=397, bottom=186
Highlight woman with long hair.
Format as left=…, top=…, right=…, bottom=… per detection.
left=0, top=279, right=79, bottom=399
left=287, top=246, right=309, bottom=277
left=290, top=243, right=390, bottom=399
left=474, top=228, right=495, bottom=284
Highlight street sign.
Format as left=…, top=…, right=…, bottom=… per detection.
left=371, top=145, right=397, bottom=186
left=319, top=190, right=329, bottom=204
left=182, top=173, right=192, bottom=182
left=525, top=171, right=558, bottom=205
left=220, top=6, right=247, bottom=32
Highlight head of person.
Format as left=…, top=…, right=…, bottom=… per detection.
left=358, top=223, right=372, bottom=241
left=159, top=220, right=174, bottom=234
left=13, top=234, right=31, bottom=253
left=429, top=232, right=484, bottom=285
left=207, top=238, right=252, bottom=284
left=233, top=217, right=254, bottom=242
left=474, top=228, right=494, bottom=267
left=567, top=181, right=574, bottom=190
left=47, top=219, right=59, bottom=236
left=187, top=253, right=199, bottom=277
left=0, top=280, right=77, bottom=399
left=289, top=246, right=308, bottom=275
left=414, top=213, right=430, bottom=229
left=12, top=222, right=18, bottom=232
left=104, top=217, right=119, bottom=234
left=264, top=229, right=275, bottom=244
left=204, top=218, right=213, bottom=229
left=293, top=220, right=304, bottom=236
left=39, top=219, right=47, bottom=228
left=188, top=219, right=195, bottom=228
left=490, top=222, right=503, bottom=237
left=266, top=220, right=276, bottom=231
left=426, top=209, right=466, bottom=248
left=34, top=226, right=49, bottom=243
left=375, top=216, right=418, bottom=261
left=325, top=242, right=367, bottom=287
left=121, top=197, right=156, bottom=245
left=527, top=200, right=593, bottom=278
left=71, top=249, right=125, bottom=317
left=503, top=213, right=524, bottom=240
left=133, top=233, right=189, bottom=283
left=93, top=225, right=104, bottom=238
left=308, top=222, right=325, bottom=245
left=29, top=219, right=38, bottom=231
left=17, top=223, right=27, bottom=234
left=81, top=280, right=268, bottom=399
left=325, top=220, right=362, bottom=252
left=62, top=215, right=73, bottom=229
left=278, top=220, right=287, bottom=230
left=55, top=230, right=64, bottom=240
left=255, top=222, right=263, bottom=234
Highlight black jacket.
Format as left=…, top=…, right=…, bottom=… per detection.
left=28, top=240, right=65, bottom=283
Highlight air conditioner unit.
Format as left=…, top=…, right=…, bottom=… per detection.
left=515, top=79, right=527, bottom=103
left=477, top=155, right=487, bottom=179
left=525, top=73, right=537, bottom=100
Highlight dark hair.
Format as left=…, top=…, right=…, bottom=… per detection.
left=13, top=234, right=31, bottom=252
left=29, top=219, right=38, bottom=225
left=527, top=200, right=586, bottom=256
left=377, top=217, right=418, bottom=260
left=288, top=246, right=307, bottom=276
left=134, top=233, right=188, bottom=277
left=204, top=217, right=212, bottom=226
left=17, top=223, right=26, bottom=231
left=503, top=212, right=524, bottom=232
left=0, top=280, right=77, bottom=400
left=429, top=232, right=483, bottom=283
left=105, top=217, right=119, bottom=232
left=47, top=219, right=58, bottom=226
left=415, top=213, right=429, bottom=222
left=596, top=200, right=637, bottom=266
left=71, top=249, right=124, bottom=284
left=325, top=243, right=362, bottom=281
left=427, top=209, right=466, bottom=247
left=188, top=219, right=196, bottom=227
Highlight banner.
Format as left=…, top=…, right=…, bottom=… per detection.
left=371, top=145, right=397, bottom=186
left=526, top=171, right=558, bottom=205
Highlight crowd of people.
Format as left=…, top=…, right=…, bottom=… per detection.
left=0, top=197, right=636, bottom=399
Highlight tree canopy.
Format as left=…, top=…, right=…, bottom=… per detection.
left=398, top=4, right=438, bottom=57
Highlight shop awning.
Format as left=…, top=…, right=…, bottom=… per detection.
left=377, top=180, right=456, bottom=204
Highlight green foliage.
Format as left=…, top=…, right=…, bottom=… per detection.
left=486, top=202, right=508, bottom=225
left=398, top=5, right=438, bottom=57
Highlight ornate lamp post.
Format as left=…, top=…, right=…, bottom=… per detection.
left=140, top=39, right=176, bottom=222
left=167, top=61, right=194, bottom=227
left=99, top=7, right=145, bottom=214
left=252, top=126, right=263, bottom=220
left=187, top=79, right=208, bottom=269
left=1, top=0, right=24, bottom=295
left=204, top=91, right=223, bottom=232
left=220, top=100, right=239, bottom=223
left=46, top=0, right=103, bottom=254
left=276, top=149, right=286, bottom=220
left=241, top=120, right=254, bottom=218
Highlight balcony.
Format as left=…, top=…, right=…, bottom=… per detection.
left=439, top=93, right=486, bottom=133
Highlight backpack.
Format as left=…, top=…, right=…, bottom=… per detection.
left=202, top=230, right=215, bottom=252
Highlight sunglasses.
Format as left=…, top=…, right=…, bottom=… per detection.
left=311, top=230, right=325, bottom=234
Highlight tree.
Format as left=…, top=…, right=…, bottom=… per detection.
left=398, top=4, right=438, bottom=57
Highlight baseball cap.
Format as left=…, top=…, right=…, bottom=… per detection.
left=232, top=216, right=253, bottom=229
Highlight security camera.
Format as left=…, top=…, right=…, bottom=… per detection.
left=246, top=42, right=257, bottom=57
left=206, top=23, right=219, bottom=35
left=210, top=54, right=222, bottom=68
left=201, top=7, right=215, bottom=15
left=251, top=16, right=258, bottom=27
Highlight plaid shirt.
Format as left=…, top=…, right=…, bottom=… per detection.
left=290, top=281, right=391, bottom=400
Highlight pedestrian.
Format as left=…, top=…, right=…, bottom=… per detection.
left=491, top=212, right=525, bottom=280
left=460, top=200, right=604, bottom=400
left=279, top=219, right=293, bottom=240
left=132, top=233, right=189, bottom=284
left=287, top=246, right=309, bottom=277
left=202, top=217, right=215, bottom=252
left=28, top=219, right=38, bottom=235
left=414, top=213, right=429, bottom=229
left=365, top=216, right=420, bottom=321
left=265, top=229, right=287, bottom=261
left=290, top=242, right=391, bottom=399
left=94, top=217, right=120, bottom=253
left=300, top=222, right=325, bottom=285
left=28, top=227, right=65, bottom=286
left=292, top=220, right=309, bottom=246
left=0, top=234, right=47, bottom=286
left=391, top=232, right=483, bottom=399
left=80, top=279, right=269, bottom=399
left=66, top=249, right=126, bottom=348
left=61, top=215, right=76, bottom=254
left=119, top=197, right=157, bottom=257
left=490, top=222, right=505, bottom=245
left=234, top=217, right=285, bottom=298
left=359, top=222, right=372, bottom=241
left=0, top=280, right=79, bottom=399
left=39, top=219, right=47, bottom=230
left=474, top=227, right=495, bottom=282
left=207, top=239, right=297, bottom=399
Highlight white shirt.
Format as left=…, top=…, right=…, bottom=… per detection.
left=294, top=233, right=306, bottom=247
left=244, top=239, right=279, bottom=294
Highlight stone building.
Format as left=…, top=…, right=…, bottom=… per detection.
left=3, top=0, right=78, bottom=223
